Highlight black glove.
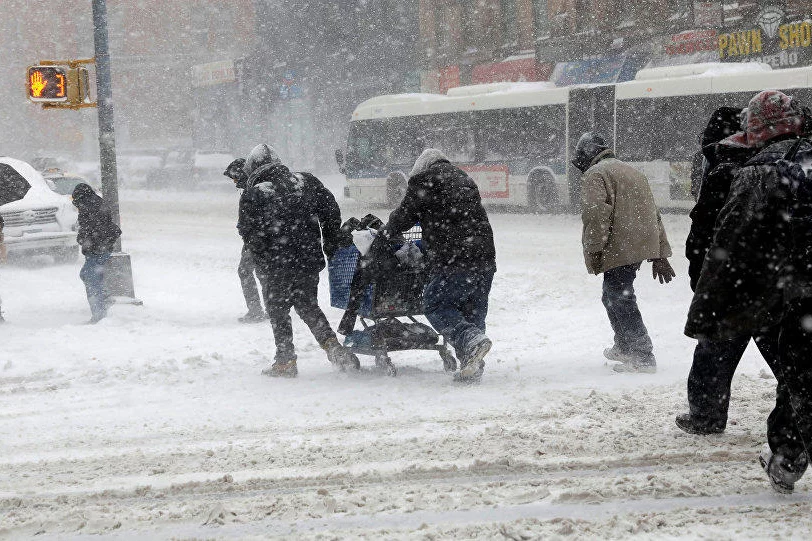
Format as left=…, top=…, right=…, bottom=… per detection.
left=651, top=258, right=676, bottom=284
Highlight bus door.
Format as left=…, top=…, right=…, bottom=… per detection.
left=567, top=85, right=616, bottom=210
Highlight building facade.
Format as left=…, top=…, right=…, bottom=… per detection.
left=418, top=1, right=812, bottom=91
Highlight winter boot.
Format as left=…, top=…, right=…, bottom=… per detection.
left=239, top=309, right=267, bottom=324
left=322, top=336, right=361, bottom=371
left=675, top=413, right=725, bottom=435
left=759, top=444, right=809, bottom=494
left=455, top=333, right=491, bottom=383
left=612, top=358, right=656, bottom=374
left=262, top=358, right=298, bottom=378
left=603, top=346, right=636, bottom=364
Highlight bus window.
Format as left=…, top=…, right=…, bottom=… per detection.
left=389, top=116, right=423, bottom=167
left=346, top=119, right=389, bottom=176
left=432, top=114, right=476, bottom=163
left=523, top=106, right=566, bottom=163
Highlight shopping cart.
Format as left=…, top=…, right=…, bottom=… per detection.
left=328, top=226, right=457, bottom=376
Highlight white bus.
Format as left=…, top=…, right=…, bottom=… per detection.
left=337, top=63, right=812, bottom=212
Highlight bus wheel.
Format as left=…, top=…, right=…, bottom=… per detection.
left=528, top=175, right=559, bottom=214
left=386, top=172, right=408, bottom=208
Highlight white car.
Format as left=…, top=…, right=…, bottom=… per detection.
left=0, top=157, right=79, bottom=262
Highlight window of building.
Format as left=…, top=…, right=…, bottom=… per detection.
left=502, top=0, right=519, bottom=49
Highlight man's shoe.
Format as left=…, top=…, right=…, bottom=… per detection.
left=262, top=359, right=298, bottom=378
left=759, top=444, right=808, bottom=494
left=612, top=359, right=656, bottom=374
left=323, top=337, right=361, bottom=371
left=603, top=346, right=636, bottom=363
left=456, top=335, right=492, bottom=382
left=239, top=310, right=267, bottom=323
left=675, top=413, right=725, bottom=435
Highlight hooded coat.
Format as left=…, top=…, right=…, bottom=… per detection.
left=237, top=145, right=342, bottom=275
left=685, top=137, right=756, bottom=290
left=380, top=149, right=496, bottom=273
left=580, top=150, right=671, bottom=274
left=684, top=137, right=812, bottom=340
left=72, top=183, right=121, bottom=256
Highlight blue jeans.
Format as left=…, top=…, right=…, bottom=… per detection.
left=80, top=253, right=111, bottom=320
left=423, top=269, right=494, bottom=356
left=602, top=263, right=654, bottom=360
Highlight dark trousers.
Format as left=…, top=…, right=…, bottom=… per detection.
left=423, top=269, right=494, bottom=357
left=256, top=270, right=335, bottom=361
left=238, top=245, right=263, bottom=313
left=687, top=330, right=798, bottom=451
left=602, top=263, right=654, bottom=359
left=773, top=299, right=812, bottom=463
left=80, top=253, right=111, bottom=319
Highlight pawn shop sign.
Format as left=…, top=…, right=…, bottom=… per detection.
left=27, top=66, right=68, bottom=102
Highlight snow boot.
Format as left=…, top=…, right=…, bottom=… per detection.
left=322, top=336, right=361, bottom=371
left=759, top=444, right=808, bottom=494
left=612, top=359, right=656, bottom=374
left=675, top=413, right=725, bottom=435
left=262, top=358, right=298, bottom=378
left=239, top=309, right=267, bottom=324
left=455, top=334, right=491, bottom=383
left=603, top=346, right=637, bottom=364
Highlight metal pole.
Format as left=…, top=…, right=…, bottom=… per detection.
left=92, top=0, right=120, bottom=236
left=92, top=0, right=139, bottom=303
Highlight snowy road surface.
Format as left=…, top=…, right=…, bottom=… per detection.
left=1, top=185, right=810, bottom=539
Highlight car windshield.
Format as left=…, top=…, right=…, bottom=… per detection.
left=48, top=177, right=82, bottom=196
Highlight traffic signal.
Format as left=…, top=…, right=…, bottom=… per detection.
left=27, top=66, right=68, bottom=102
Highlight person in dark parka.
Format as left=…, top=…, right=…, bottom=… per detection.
left=685, top=90, right=811, bottom=493
left=224, top=158, right=265, bottom=323
left=239, top=144, right=358, bottom=377
left=676, top=108, right=778, bottom=435
left=72, top=183, right=121, bottom=323
left=374, top=148, right=497, bottom=382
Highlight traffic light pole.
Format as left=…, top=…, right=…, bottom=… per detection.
left=92, top=0, right=140, bottom=304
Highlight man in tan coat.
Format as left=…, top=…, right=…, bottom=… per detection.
left=573, top=133, right=675, bottom=373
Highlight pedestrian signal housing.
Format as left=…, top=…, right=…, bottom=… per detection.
left=28, top=66, right=68, bottom=102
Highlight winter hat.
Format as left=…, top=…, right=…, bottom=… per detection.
left=572, top=132, right=610, bottom=173
left=410, top=148, right=449, bottom=177
left=745, top=90, right=805, bottom=148
left=71, top=182, right=102, bottom=208
left=243, top=144, right=282, bottom=179
left=224, top=158, right=247, bottom=188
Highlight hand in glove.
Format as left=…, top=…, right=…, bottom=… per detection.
left=651, top=258, right=676, bottom=284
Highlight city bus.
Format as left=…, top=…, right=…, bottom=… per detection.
left=337, top=63, right=812, bottom=212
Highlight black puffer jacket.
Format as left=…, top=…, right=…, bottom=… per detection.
left=379, top=159, right=496, bottom=273
left=685, top=138, right=810, bottom=340
left=685, top=141, right=755, bottom=290
left=72, top=183, right=121, bottom=255
left=237, top=164, right=342, bottom=275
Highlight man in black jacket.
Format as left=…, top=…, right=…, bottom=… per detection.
left=685, top=90, right=810, bottom=493
left=374, top=149, right=496, bottom=382
left=239, top=144, right=358, bottom=377
left=224, top=158, right=265, bottom=323
left=676, top=107, right=777, bottom=435
left=72, top=183, right=121, bottom=323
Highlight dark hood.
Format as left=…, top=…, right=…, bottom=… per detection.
left=701, top=107, right=743, bottom=150
left=72, top=183, right=103, bottom=209
left=246, top=163, right=303, bottom=201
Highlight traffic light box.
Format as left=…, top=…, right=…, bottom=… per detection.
left=27, top=62, right=94, bottom=109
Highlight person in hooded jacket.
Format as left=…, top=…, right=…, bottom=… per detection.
left=676, top=107, right=776, bottom=435
left=574, top=133, right=675, bottom=373
left=373, top=148, right=496, bottom=382
left=224, top=158, right=265, bottom=323
left=685, top=90, right=812, bottom=494
left=72, top=183, right=121, bottom=323
left=239, top=144, right=358, bottom=377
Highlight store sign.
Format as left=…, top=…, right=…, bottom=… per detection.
left=471, top=58, right=552, bottom=84
left=718, top=6, right=812, bottom=68
left=192, top=60, right=236, bottom=87
left=665, top=30, right=718, bottom=55
left=551, top=56, right=627, bottom=86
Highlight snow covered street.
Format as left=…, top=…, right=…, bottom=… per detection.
left=1, top=185, right=811, bottom=539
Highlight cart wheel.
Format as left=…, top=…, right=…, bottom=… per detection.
left=439, top=346, right=457, bottom=372
left=375, top=354, right=397, bottom=377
